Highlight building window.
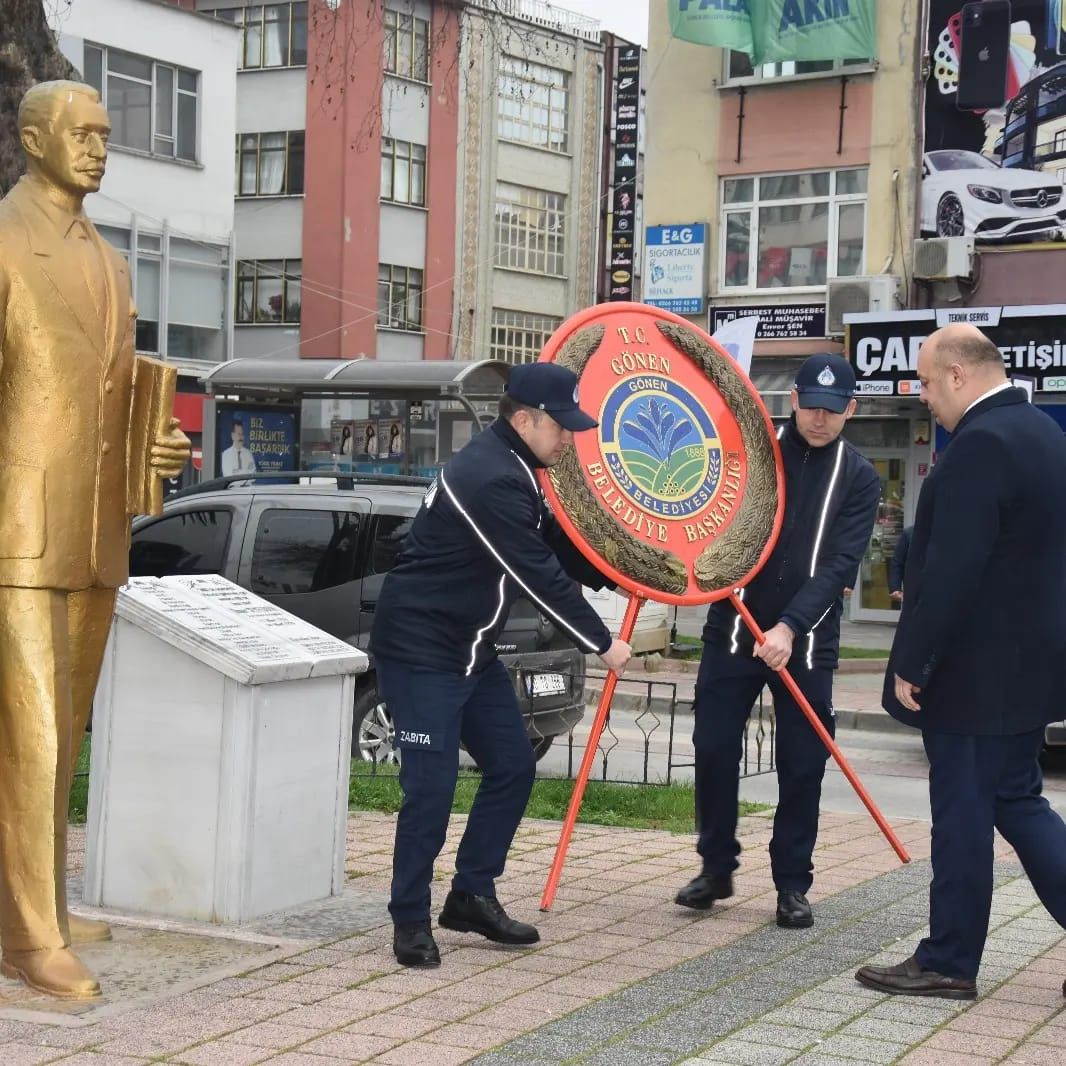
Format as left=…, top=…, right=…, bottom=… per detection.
left=494, top=183, right=566, bottom=276
left=236, top=131, right=305, bottom=196
left=206, top=4, right=308, bottom=70
left=237, top=259, right=301, bottom=324
left=724, top=53, right=872, bottom=84
left=380, top=138, right=426, bottom=205
left=377, top=265, right=423, bottom=332
left=490, top=309, right=561, bottom=365
left=130, top=510, right=233, bottom=578
left=251, top=510, right=361, bottom=595
left=384, top=8, right=429, bottom=82
left=99, top=227, right=229, bottom=361
left=497, top=56, right=569, bottom=153
left=721, top=168, right=867, bottom=291
left=83, top=44, right=198, bottom=162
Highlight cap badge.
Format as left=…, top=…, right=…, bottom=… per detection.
left=573, top=386, right=580, bottom=403
left=817, top=366, right=836, bottom=387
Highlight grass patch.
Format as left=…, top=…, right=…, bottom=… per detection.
left=839, top=646, right=889, bottom=659
left=69, top=737, right=771, bottom=834
left=350, top=763, right=770, bottom=834
left=670, top=635, right=703, bottom=661
left=669, top=636, right=888, bottom=662
left=70, top=738, right=91, bottom=824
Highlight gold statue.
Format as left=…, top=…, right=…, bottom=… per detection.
left=0, top=81, right=190, bottom=999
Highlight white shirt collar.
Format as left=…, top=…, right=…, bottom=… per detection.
left=961, top=381, right=1013, bottom=420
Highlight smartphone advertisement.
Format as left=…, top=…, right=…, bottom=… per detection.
left=923, top=1, right=1066, bottom=244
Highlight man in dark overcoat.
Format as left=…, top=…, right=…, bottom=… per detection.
left=857, top=323, right=1066, bottom=999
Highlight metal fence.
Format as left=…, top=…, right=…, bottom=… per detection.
left=351, top=666, right=776, bottom=787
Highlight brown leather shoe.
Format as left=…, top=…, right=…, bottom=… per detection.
left=855, top=955, right=976, bottom=1000
left=1, top=947, right=101, bottom=1000
left=69, top=914, right=113, bottom=944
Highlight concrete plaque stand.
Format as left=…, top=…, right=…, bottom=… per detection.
left=84, top=575, right=368, bottom=925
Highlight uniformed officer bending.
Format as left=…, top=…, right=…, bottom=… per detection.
left=370, top=362, right=632, bottom=968
left=676, top=354, right=880, bottom=929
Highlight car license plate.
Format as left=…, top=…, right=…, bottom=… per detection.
left=527, top=672, right=566, bottom=697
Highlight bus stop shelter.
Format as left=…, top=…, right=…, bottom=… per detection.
left=198, top=357, right=510, bottom=478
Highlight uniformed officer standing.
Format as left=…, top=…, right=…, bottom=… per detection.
left=676, top=354, right=880, bottom=928
left=370, top=362, right=632, bottom=968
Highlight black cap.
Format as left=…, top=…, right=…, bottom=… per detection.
left=794, top=354, right=856, bottom=414
left=506, top=362, right=598, bottom=432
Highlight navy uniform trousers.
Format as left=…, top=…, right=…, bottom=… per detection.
left=917, top=728, right=1066, bottom=980
left=375, top=656, right=536, bottom=925
left=693, top=644, right=835, bottom=892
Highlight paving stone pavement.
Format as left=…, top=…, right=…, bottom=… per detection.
left=0, top=810, right=1061, bottom=1064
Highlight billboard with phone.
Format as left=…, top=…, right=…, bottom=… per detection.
left=923, top=1, right=1066, bottom=244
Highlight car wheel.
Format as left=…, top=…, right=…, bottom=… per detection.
left=353, top=684, right=398, bottom=764
left=936, top=194, right=966, bottom=237
left=531, top=735, right=555, bottom=761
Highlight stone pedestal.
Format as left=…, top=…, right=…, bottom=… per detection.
left=84, top=575, right=367, bottom=925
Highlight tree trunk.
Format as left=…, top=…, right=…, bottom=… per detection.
left=0, top=0, right=79, bottom=196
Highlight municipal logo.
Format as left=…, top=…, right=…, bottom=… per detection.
left=600, top=379, right=722, bottom=519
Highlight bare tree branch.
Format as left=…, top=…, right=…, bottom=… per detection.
left=0, top=0, right=79, bottom=196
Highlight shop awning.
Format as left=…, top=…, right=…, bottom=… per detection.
left=200, top=357, right=510, bottom=401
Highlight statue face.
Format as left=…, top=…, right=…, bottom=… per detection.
left=33, top=93, right=111, bottom=195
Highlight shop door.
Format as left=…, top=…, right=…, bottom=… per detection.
left=853, top=452, right=907, bottom=621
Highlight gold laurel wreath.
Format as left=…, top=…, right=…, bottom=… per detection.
left=655, top=321, right=779, bottom=591
left=546, top=321, right=779, bottom=596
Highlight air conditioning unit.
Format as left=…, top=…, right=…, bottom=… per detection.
left=912, top=237, right=975, bottom=281
left=826, top=275, right=900, bottom=336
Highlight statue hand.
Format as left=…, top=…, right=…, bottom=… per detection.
left=151, top=417, right=191, bottom=479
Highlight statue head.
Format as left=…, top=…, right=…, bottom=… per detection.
left=18, top=81, right=111, bottom=198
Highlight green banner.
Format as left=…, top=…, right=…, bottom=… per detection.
left=758, top=0, right=876, bottom=63
left=668, top=0, right=755, bottom=55
left=668, top=0, right=876, bottom=66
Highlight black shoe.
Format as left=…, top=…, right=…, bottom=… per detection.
left=856, top=955, right=976, bottom=1000
left=393, top=920, right=441, bottom=967
left=675, top=871, right=734, bottom=911
left=438, top=890, right=540, bottom=945
left=776, top=889, right=813, bottom=929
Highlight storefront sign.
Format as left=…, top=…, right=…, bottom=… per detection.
left=711, top=303, right=826, bottom=340
left=607, top=44, right=642, bottom=302
left=845, top=304, right=1066, bottom=394
left=644, top=224, right=706, bottom=314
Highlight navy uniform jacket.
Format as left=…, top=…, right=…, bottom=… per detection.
left=884, top=388, right=1066, bottom=734
left=703, top=417, right=880, bottom=671
left=369, top=418, right=613, bottom=675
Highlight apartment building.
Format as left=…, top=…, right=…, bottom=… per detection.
left=188, top=0, right=609, bottom=460
left=52, top=0, right=239, bottom=472
left=644, top=0, right=922, bottom=622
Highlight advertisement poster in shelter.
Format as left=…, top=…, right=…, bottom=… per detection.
left=923, top=1, right=1066, bottom=243
left=215, top=403, right=298, bottom=480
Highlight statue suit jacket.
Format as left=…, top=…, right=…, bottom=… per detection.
left=0, top=176, right=139, bottom=591
left=883, top=387, right=1066, bottom=734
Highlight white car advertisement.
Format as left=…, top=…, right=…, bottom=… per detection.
left=921, top=149, right=1066, bottom=241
